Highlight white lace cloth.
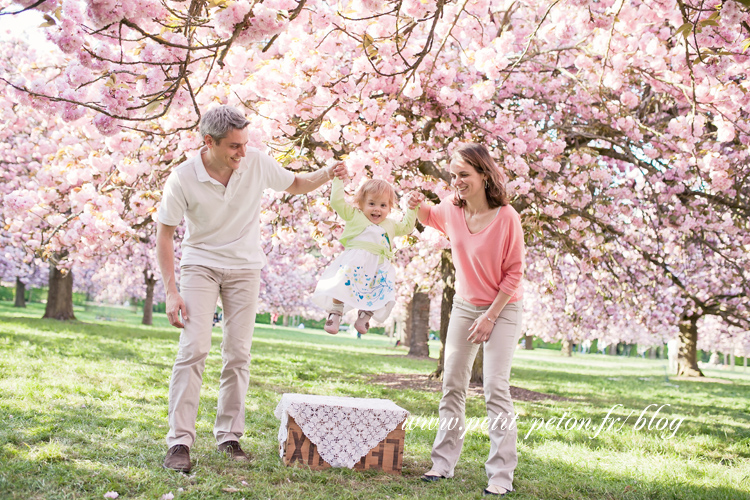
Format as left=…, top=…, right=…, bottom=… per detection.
left=275, top=394, right=409, bottom=468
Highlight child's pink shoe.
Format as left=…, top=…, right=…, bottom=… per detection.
left=354, top=310, right=373, bottom=335
left=324, top=311, right=341, bottom=335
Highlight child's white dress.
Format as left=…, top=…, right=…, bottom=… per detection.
left=313, top=224, right=396, bottom=322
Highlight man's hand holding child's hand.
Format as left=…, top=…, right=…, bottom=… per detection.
left=328, top=163, right=348, bottom=180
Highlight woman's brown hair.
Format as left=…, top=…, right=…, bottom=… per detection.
left=451, top=143, right=509, bottom=209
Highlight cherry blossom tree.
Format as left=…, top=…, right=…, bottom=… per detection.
left=487, top=0, right=750, bottom=375
left=0, top=59, right=50, bottom=307
left=78, top=235, right=166, bottom=324
left=3, top=0, right=748, bottom=377
left=1, top=38, right=182, bottom=319
left=0, top=242, right=48, bottom=308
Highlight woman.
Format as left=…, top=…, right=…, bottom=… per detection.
left=410, top=143, right=525, bottom=497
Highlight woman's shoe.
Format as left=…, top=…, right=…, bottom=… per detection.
left=324, top=311, right=342, bottom=334
left=483, top=484, right=513, bottom=496
left=420, top=471, right=446, bottom=482
left=354, top=310, right=373, bottom=335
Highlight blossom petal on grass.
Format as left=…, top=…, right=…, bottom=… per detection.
left=104, top=493, right=119, bottom=499
left=160, top=493, right=174, bottom=500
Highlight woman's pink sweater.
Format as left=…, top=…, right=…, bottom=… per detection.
left=424, top=194, right=525, bottom=306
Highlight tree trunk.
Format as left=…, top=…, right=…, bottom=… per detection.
left=676, top=315, right=703, bottom=377
left=43, top=265, right=76, bottom=320
left=561, top=338, right=573, bottom=357
left=142, top=270, right=156, bottom=325
left=524, top=334, right=534, bottom=350
left=609, top=343, right=618, bottom=355
left=430, top=249, right=455, bottom=381
left=407, top=288, right=430, bottom=357
left=14, top=277, right=26, bottom=308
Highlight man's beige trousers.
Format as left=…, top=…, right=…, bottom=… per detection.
left=166, top=265, right=260, bottom=448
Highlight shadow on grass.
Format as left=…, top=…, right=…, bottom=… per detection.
left=0, top=331, right=149, bottom=366
left=514, top=453, right=750, bottom=500
left=0, top=315, right=178, bottom=341
left=0, top=395, right=166, bottom=450
left=510, top=365, right=750, bottom=421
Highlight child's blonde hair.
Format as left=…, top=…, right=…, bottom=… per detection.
left=353, top=179, right=397, bottom=210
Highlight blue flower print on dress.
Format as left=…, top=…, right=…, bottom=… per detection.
left=335, top=263, right=394, bottom=305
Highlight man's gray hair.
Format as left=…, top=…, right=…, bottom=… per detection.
left=200, top=105, right=250, bottom=142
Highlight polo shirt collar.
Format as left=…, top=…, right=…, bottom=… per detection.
left=194, top=147, right=213, bottom=183
left=193, top=146, right=248, bottom=184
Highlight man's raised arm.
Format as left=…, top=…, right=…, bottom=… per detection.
left=285, top=164, right=347, bottom=195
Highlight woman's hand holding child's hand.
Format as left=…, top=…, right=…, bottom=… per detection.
left=406, top=191, right=424, bottom=209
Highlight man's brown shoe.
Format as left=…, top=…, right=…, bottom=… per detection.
left=218, top=440, right=251, bottom=462
left=163, top=445, right=191, bottom=473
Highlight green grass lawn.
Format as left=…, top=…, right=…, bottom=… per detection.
left=1, top=301, right=748, bottom=499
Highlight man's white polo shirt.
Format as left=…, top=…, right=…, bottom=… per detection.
left=157, top=146, right=295, bottom=269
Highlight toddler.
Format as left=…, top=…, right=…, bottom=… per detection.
left=312, top=176, right=419, bottom=334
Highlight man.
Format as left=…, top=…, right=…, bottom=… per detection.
left=156, top=105, right=345, bottom=472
